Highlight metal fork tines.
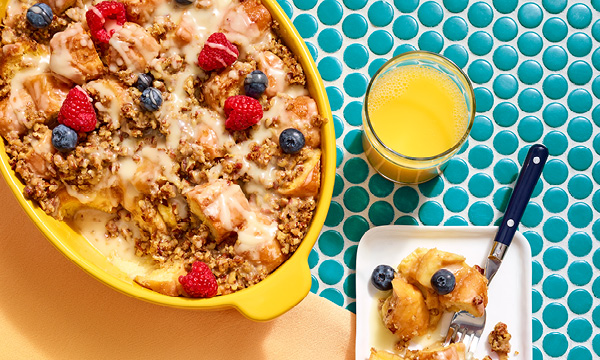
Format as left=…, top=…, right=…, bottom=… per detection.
left=443, top=310, right=486, bottom=355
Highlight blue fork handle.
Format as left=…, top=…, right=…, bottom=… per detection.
left=493, top=144, right=548, bottom=246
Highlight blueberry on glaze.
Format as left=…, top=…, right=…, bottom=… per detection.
left=51, top=124, right=78, bottom=151
left=279, top=128, right=305, bottom=154
left=26, top=3, right=53, bottom=29
left=140, top=87, right=163, bottom=111
left=244, top=70, right=269, bottom=98
left=135, top=73, right=154, bottom=92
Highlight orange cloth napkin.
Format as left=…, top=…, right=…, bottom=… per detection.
left=0, top=181, right=356, bottom=359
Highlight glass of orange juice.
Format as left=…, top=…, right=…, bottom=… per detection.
left=362, top=51, right=475, bottom=184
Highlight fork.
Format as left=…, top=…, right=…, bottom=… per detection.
left=443, top=144, right=549, bottom=355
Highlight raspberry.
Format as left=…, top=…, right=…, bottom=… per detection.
left=86, top=1, right=127, bottom=44
left=224, top=95, right=263, bottom=131
left=178, top=261, right=218, bottom=298
left=58, top=86, right=97, bottom=132
left=197, top=32, right=239, bottom=71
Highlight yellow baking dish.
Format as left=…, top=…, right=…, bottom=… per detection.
left=0, top=0, right=334, bottom=321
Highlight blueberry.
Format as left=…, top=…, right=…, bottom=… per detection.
left=135, top=73, right=154, bottom=91
left=279, top=128, right=305, bottom=154
left=140, top=87, right=162, bottom=111
left=175, top=0, right=194, bottom=4
left=51, top=124, right=78, bottom=151
left=244, top=70, right=269, bottom=98
left=26, top=3, right=53, bottom=29
left=431, top=269, right=456, bottom=295
left=371, top=265, right=395, bottom=291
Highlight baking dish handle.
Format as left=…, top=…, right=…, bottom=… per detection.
left=234, top=260, right=312, bottom=321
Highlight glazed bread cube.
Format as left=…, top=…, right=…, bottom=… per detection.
left=0, top=39, right=49, bottom=93
left=406, top=343, right=466, bottom=360
left=17, top=127, right=55, bottom=179
left=221, top=0, right=272, bottom=40
left=240, top=0, right=272, bottom=33
left=399, top=248, right=488, bottom=318
left=417, top=284, right=443, bottom=328
left=174, top=13, right=195, bottom=45
left=369, top=343, right=466, bottom=360
left=278, top=95, right=321, bottom=148
left=369, top=348, right=403, bottom=360
left=248, top=237, right=286, bottom=272
left=41, top=0, right=76, bottom=14
left=49, top=23, right=104, bottom=84
left=131, top=156, right=169, bottom=195
left=257, top=51, right=286, bottom=97
left=186, top=179, right=251, bottom=243
left=235, top=213, right=286, bottom=272
left=202, top=61, right=254, bottom=111
left=107, top=22, right=160, bottom=74
left=192, top=124, right=226, bottom=159
left=134, top=262, right=187, bottom=297
left=121, top=0, right=168, bottom=24
left=55, top=187, right=121, bottom=219
left=276, top=148, right=321, bottom=198
left=23, top=73, right=70, bottom=120
left=412, top=248, right=465, bottom=289
left=381, top=276, right=429, bottom=341
left=0, top=89, right=33, bottom=138
left=397, top=247, right=428, bottom=280
left=0, top=40, right=51, bottom=136
left=84, top=78, right=132, bottom=129
left=438, top=266, right=488, bottom=317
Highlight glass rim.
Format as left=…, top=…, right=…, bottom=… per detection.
left=363, top=50, right=476, bottom=162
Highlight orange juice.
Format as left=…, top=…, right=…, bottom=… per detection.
left=362, top=52, right=474, bottom=184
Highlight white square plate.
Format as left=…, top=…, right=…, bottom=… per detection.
left=355, top=225, right=532, bottom=360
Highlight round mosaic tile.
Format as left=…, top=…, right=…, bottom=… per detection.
left=288, top=0, right=600, bottom=357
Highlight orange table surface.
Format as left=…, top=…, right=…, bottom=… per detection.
left=0, top=181, right=355, bottom=360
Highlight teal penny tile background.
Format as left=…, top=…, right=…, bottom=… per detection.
left=280, top=0, right=600, bottom=358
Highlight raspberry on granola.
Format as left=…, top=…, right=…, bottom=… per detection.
left=86, top=1, right=127, bottom=44
left=197, top=32, right=239, bottom=72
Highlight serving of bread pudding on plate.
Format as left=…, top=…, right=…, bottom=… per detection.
left=370, top=248, right=489, bottom=360
left=0, top=0, right=326, bottom=298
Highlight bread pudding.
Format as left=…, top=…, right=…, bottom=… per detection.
left=369, top=343, right=466, bottom=360
left=0, top=0, right=325, bottom=298
left=371, top=248, right=488, bottom=358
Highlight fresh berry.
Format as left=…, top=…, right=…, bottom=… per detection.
left=140, top=87, right=162, bottom=111
left=26, top=3, right=53, bottom=29
left=197, top=32, right=239, bottom=71
left=279, top=128, right=305, bottom=154
left=175, top=0, right=194, bottom=5
left=244, top=70, right=269, bottom=98
left=135, top=73, right=154, bottom=91
left=431, top=269, right=456, bottom=295
left=178, top=261, right=218, bottom=298
left=371, top=265, right=395, bottom=291
left=224, top=95, right=263, bottom=131
left=86, top=1, right=127, bottom=44
left=58, top=86, right=97, bottom=132
left=51, top=125, right=78, bottom=151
